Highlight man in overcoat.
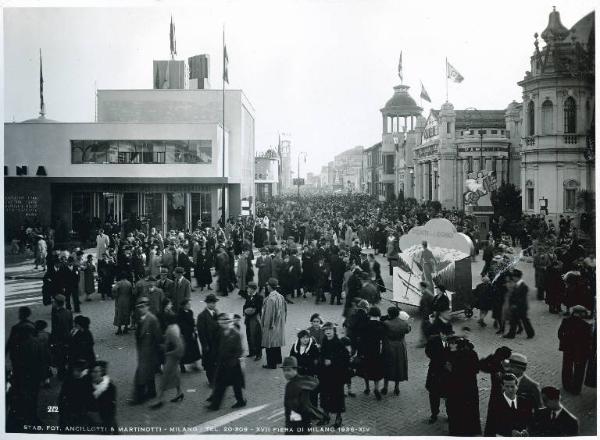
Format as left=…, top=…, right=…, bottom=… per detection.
left=196, top=293, right=220, bottom=388
left=529, top=386, right=579, bottom=436
left=51, top=294, right=73, bottom=379
left=243, top=282, right=263, bottom=360
left=261, top=277, right=287, bottom=369
left=131, top=297, right=162, bottom=404
left=558, top=305, right=592, bottom=394
left=256, top=248, right=273, bottom=294
left=207, top=313, right=247, bottom=410
left=172, top=267, right=191, bottom=313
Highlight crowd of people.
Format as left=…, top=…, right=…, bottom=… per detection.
left=4, top=193, right=596, bottom=436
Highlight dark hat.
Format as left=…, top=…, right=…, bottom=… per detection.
left=160, top=267, right=169, bottom=274
left=267, top=277, right=279, bottom=288
left=174, top=266, right=185, bottom=274
left=135, top=297, right=150, bottom=307
left=281, top=356, right=298, bottom=369
left=571, top=305, right=588, bottom=316
left=508, top=352, right=528, bottom=367
left=74, top=315, right=91, bottom=329
left=204, top=293, right=219, bottom=303
left=541, top=386, right=561, bottom=400
left=54, top=294, right=66, bottom=303
left=247, top=281, right=258, bottom=289
left=322, top=321, right=335, bottom=330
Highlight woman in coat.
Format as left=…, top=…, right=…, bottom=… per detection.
left=382, top=307, right=411, bottom=395
left=318, top=322, right=349, bottom=429
left=150, top=314, right=184, bottom=408
left=290, top=329, right=321, bottom=407
left=445, top=336, right=481, bottom=436
left=236, top=250, right=250, bottom=297
left=68, top=315, right=96, bottom=369
left=195, top=248, right=213, bottom=291
left=84, top=255, right=96, bottom=299
left=357, top=307, right=386, bottom=399
left=112, top=273, right=133, bottom=335
left=256, top=249, right=273, bottom=294
left=177, top=299, right=202, bottom=372
left=88, top=360, right=118, bottom=432
left=98, top=253, right=116, bottom=300
left=148, top=247, right=162, bottom=279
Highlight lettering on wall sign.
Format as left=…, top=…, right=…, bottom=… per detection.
left=5, top=194, right=40, bottom=217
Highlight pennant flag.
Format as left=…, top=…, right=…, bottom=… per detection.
left=39, top=49, right=45, bottom=116
left=420, top=81, right=431, bottom=103
left=223, top=43, right=229, bottom=84
left=446, top=60, right=464, bottom=83
left=398, top=51, right=403, bottom=83
left=170, top=16, right=177, bottom=57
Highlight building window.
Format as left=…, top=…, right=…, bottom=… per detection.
left=563, top=179, right=579, bottom=212
left=564, top=97, right=576, bottom=134
left=527, top=100, right=535, bottom=136
left=384, top=155, right=394, bottom=174
left=491, top=129, right=498, bottom=134
left=469, top=130, right=475, bottom=135
left=71, top=140, right=212, bottom=164
left=527, top=188, right=534, bottom=210
left=542, top=99, right=553, bottom=134
left=71, top=192, right=92, bottom=238
left=447, top=123, right=452, bottom=134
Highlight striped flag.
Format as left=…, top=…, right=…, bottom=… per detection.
left=446, top=60, right=464, bottom=83
left=420, top=81, right=431, bottom=103
left=39, top=49, right=45, bottom=116
left=170, top=16, right=177, bottom=57
left=223, top=43, right=229, bottom=84
left=398, top=51, right=403, bottom=82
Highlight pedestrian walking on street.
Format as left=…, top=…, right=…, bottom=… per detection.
left=282, top=356, right=326, bottom=435
left=88, top=360, right=118, bottom=433
left=558, top=305, right=592, bottom=395
left=84, top=254, right=96, bottom=301
left=256, top=248, right=273, bottom=294
left=131, top=297, right=162, bottom=405
left=382, top=307, right=411, bottom=396
left=307, top=314, right=325, bottom=347
left=445, top=336, right=481, bottom=436
left=424, top=315, right=453, bottom=424
left=178, top=299, right=202, bottom=372
left=196, top=293, right=220, bottom=388
left=112, top=272, right=133, bottom=335
left=503, top=269, right=535, bottom=339
left=474, top=275, right=494, bottom=327
left=242, top=282, right=263, bottom=360
left=207, top=313, right=247, bottom=410
left=51, top=295, right=73, bottom=380
left=317, top=322, right=349, bottom=429
left=419, top=241, right=437, bottom=290
left=480, top=346, right=512, bottom=436
left=68, top=315, right=96, bottom=370
left=172, top=267, right=192, bottom=314
left=357, top=306, right=386, bottom=399
left=150, top=313, right=184, bottom=408
left=195, top=247, right=213, bottom=291
left=261, top=278, right=287, bottom=369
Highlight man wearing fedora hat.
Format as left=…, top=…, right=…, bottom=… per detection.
left=243, top=282, right=263, bottom=361
left=130, top=297, right=162, bottom=405
left=197, top=293, right=220, bottom=388
left=156, top=267, right=175, bottom=300
left=207, top=313, right=246, bottom=410
left=558, top=305, right=592, bottom=394
left=261, top=278, right=287, bottom=369
left=504, top=353, right=542, bottom=410
left=282, top=356, right=326, bottom=434
left=172, top=267, right=191, bottom=314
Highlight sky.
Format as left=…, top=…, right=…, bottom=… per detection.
left=2, top=0, right=596, bottom=175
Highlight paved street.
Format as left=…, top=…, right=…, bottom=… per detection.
left=4, top=250, right=596, bottom=435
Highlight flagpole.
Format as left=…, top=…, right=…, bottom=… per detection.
left=221, top=24, right=226, bottom=226
left=445, top=57, right=448, bottom=103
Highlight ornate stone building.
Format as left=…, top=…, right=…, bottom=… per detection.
left=413, top=105, right=521, bottom=209
left=518, top=7, right=595, bottom=218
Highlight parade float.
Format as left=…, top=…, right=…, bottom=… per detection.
left=392, top=218, right=474, bottom=315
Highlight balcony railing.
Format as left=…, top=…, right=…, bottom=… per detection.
left=564, top=134, right=578, bottom=144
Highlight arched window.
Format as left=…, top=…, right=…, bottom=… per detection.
left=541, top=100, right=553, bottom=134
left=564, top=97, right=576, bottom=133
left=563, top=179, right=579, bottom=211
left=527, top=100, right=535, bottom=136
left=525, top=179, right=535, bottom=210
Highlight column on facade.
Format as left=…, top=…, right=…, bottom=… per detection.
left=497, top=157, right=505, bottom=183
left=456, top=156, right=463, bottom=209
left=414, top=162, right=422, bottom=201
left=423, top=162, right=430, bottom=201
left=438, top=155, right=454, bottom=207
left=432, top=160, right=439, bottom=201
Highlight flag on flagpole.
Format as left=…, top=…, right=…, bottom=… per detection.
left=223, top=43, right=229, bottom=84
left=39, top=49, right=45, bottom=117
left=446, top=60, right=464, bottom=83
left=420, top=81, right=431, bottom=103
left=170, top=16, right=177, bottom=58
left=398, top=51, right=403, bottom=83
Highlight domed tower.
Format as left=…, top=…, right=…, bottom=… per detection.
left=380, top=83, right=423, bottom=200
left=518, top=7, right=594, bottom=220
